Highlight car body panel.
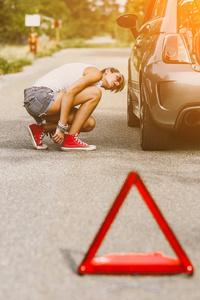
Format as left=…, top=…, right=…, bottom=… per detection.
left=127, top=0, right=200, bottom=131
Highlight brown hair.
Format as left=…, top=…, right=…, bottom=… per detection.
left=101, top=67, right=125, bottom=93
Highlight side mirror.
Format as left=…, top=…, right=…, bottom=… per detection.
left=195, top=0, right=200, bottom=10
left=116, top=14, right=138, bottom=29
left=116, top=14, right=139, bottom=38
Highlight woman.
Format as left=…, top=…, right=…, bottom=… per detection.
left=24, top=63, right=125, bottom=151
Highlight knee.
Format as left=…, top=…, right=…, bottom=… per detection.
left=85, top=116, right=96, bottom=131
left=91, top=87, right=102, bottom=103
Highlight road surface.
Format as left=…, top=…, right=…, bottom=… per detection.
left=0, top=47, right=199, bottom=300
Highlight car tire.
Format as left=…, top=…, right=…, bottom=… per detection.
left=127, top=81, right=140, bottom=127
left=140, top=83, right=170, bottom=150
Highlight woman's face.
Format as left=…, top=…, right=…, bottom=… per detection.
left=103, top=69, right=123, bottom=90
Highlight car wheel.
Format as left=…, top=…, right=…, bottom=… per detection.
left=127, top=81, right=140, bottom=127
left=140, top=83, right=170, bottom=150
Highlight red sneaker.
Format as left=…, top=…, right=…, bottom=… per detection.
left=27, top=124, right=48, bottom=150
left=61, top=134, right=96, bottom=151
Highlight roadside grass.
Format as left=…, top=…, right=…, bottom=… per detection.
left=0, top=40, right=61, bottom=75
left=0, top=38, right=130, bottom=75
left=0, top=44, right=33, bottom=75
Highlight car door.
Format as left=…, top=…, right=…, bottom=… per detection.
left=130, top=0, right=168, bottom=118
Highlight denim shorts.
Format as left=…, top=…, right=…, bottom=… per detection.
left=24, top=86, right=57, bottom=124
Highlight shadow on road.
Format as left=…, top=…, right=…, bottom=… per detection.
left=1, top=118, right=200, bottom=152
left=94, top=113, right=200, bottom=152
left=92, top=112, right=140, bottom=151
left=169, top=127, right=200, bottom=151
left=60, top=248, right=84, bottom=274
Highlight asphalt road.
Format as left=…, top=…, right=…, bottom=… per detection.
left=0, top=48, right=200, bottom=300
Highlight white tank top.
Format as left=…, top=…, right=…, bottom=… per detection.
left=33, top=63, right=102, bottom=91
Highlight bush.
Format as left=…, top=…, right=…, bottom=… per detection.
left=0, top=57, right=11, bottom=74
left=0, top=57, right=32, bottom=75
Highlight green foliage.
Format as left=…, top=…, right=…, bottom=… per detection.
left=61, top=0, right=103, bottom=38
left=0, top=0, right=70, bottom=43
left=35, top=41, right=62, bottom=58
left=0, top=36, right=131, bottom=75
left=39, top=0, right=70, bottom=39
left=0, top=56, right=32, bottom=74
left=0, top=0, right=41, bottom=43
left=0, top=0, right=123, bottom=44
left=0, top=0, right=150, bottom=49
left=124, top=0, right=149, bottom=26
left=90, top=0, right=120, bottom=35
left=116, top=0, right=149, bottom=44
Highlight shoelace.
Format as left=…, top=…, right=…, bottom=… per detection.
left=40, top=132, right=45, bottom=140
left=33, top=131, right=45, bottom=140
left=73, top=134, right=88, bottom=146
left=38, top=131, right=45, bottom=145
left=46, top=130, right=55, bottom=139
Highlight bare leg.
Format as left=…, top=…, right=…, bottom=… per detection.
left=44, top=108, right=96, bottom=133
left=68, top=86, right=101, bottom=134
left=45, top=86, right=101, bottom=134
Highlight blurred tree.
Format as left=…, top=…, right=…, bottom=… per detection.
left=90, top=0, right=120, bottom=36
left=39, top=0, right=70, bottom=40
left=0, top=0, right=70, bottom=43
left=124, top=0, right=149, bottom=26
left=0, top=0, right=150, bottom=45
left=116, top=0, right=149, bottom=43
left=0, top=0, right=42, bottom=43
left=60, top=0, right=121, bottom=38
left=61, top=0, right=100, bottom=38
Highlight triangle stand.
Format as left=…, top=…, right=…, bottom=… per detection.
left=78, top=172, right=194, bottom=275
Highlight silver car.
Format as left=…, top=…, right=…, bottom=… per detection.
left=117, top=0, right=200, bottom=150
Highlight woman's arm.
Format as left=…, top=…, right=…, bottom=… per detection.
left=52, top=67, right=102, bottom=143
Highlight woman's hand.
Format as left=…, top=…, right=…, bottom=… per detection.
left=52, top=128, right=64, bottom=143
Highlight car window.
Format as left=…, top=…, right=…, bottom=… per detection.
left=143, top=0, right=167, bottom=24
left=150, top=0, right=168, bottom=20
left=143, top=0, right=157, bottom=23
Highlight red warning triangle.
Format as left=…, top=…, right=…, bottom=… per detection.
left=78, top=172, right=194, bottom=275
